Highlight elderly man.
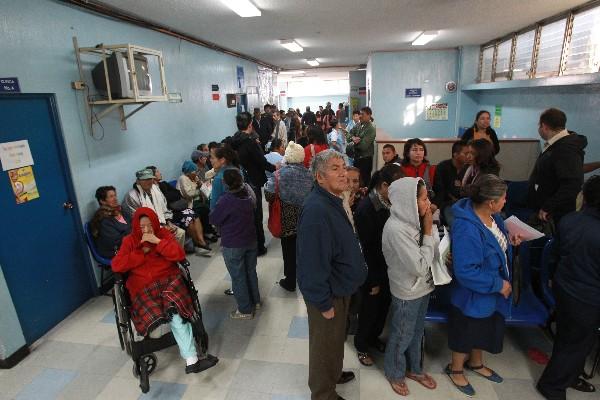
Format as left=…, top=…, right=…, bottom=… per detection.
left=122, top=168, right=186, bottom=248
left=297, top=150, right=367, bottom=400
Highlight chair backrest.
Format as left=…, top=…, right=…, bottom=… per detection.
left=83, top=222, right=112, bottom=267
left=168, top=180, right=177, bottom=188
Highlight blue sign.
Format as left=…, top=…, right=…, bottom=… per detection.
left=0, top=77, right=20, bottom=93
left=236, top=66, right=245, bottom=90
left=405, top=88, right=421, bottom=98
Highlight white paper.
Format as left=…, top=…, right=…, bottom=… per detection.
left=439, top=227, right=451, bottom=260
left=504, top=215, right=544, bottom=241
left=432, top=227, right=452, bottom=285
left=0, top=140, right=34, bottom=171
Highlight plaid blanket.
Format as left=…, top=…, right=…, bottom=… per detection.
left=130, top=274, right=195, bottom=336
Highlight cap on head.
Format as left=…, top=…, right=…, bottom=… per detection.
left=136, top=169, right=154, bottom=180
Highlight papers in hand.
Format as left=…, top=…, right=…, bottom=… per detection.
left=439, top=227, right=451, bottom=261
left=504, top=215, right=544, bottom=241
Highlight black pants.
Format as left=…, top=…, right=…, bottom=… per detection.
left=354, top=156, right=373, bottom=188
left=193, top=203, right=215, bottom=235
left=537, top=285, right=600, bottom=400
left=280, top=234, right=297, bottom=289
left=251, top=184, right=266, bottom=251
left=354, top=282, right=391, bottom=353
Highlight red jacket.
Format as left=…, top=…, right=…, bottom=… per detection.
left=112, top=207, right=185, bottom=298
left=400, top=162, right=436, bottom=186
left=304, top=143, right=329, bottom=168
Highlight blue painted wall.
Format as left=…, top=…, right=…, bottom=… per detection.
left=0, top=0, right=262, bottom=359
left=368, top=50, right=459, bottom=139
left=284, top=95, right=348, bottom=113
left=0, top=265, right=26, bottom=360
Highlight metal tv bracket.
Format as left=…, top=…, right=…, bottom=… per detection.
left=72, top=37, right=180, bottom=132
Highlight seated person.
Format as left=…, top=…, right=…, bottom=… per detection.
left=90, top=186, right=130, bottom=259
left=433, top=141, right=469, bottom=225
left=112, top=207, right=218, bottom=374
left=400, top=138, right=436, bottom=187
left=382, top=143, right=401, bottom=165
left=459, top=139, right=500, bottom=188
left=146, top=165, right=211, bottom=253
left=122, top=168, right=186, bottom=248
left=176, top=161, right=216, bottom=243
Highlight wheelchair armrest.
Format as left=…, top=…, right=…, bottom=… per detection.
left=113, top=272, right=125, bottom=285
left=178, top=259, right=192, bottom=279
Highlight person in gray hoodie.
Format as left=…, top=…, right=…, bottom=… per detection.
left=382, top=177, right=438, bottom=396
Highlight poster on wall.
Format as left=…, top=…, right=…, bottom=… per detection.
left=0, top=139, right=34, bottom=171
left=425, top=103, right=449, bottom=121
left=8, top=166, right=40, bottom=204
left=236, top=66, right=245, bottom=90
left=494, top=104, right=502, bottom=128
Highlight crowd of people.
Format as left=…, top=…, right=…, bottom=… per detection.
left=88, top=103, right=598, bottom=400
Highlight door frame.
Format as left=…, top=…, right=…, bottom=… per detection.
left=0, top=93, right=97, bottom=296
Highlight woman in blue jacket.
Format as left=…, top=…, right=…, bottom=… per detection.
left=445, top=174, right=521, bottom=397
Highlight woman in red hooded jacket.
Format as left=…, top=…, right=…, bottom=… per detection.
left=112, top=207, right=217, bottom=374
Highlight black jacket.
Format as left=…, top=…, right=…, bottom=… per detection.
left=231, top=130, right=275, bottom=187
left=296, top=185, right=367, bottom=311
left=301, top=111, right=316, bottom=126
left=96, top=217, right=130, bottom=259
left=259, top=113, right=274, bottom=148
left=553, top=207, right=600, bottom=306
left=462, top=127, right=500, bottom=154
left=527, top=132, right=587, bottom=221
left=355, top=192, right=390, bottom=289
left=432, top=158, right=461, bottom=210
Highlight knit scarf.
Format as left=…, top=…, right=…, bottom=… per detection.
left=133, top=184, right=169, bottom=224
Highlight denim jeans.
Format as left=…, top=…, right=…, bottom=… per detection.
left=384, top=294, right=430, bottom=382
left=222, top=245, right=260, bottom=314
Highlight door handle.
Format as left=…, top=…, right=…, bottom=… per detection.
left=63, top=202, right=74, bottom=209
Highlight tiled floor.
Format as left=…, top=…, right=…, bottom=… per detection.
left=2, top=235, right=599, bottom=400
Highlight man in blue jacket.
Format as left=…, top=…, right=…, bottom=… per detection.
left=297, top=149, right=368, bottom=400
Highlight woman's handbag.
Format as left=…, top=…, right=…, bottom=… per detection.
left=168, top=198, right=188, bottom=212
left=267, top=171, right=282, bottom=238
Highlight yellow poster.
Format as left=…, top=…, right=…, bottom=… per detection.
left=8, top=166, right=39, bottom=204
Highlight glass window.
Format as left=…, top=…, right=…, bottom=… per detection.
left=535, top=18, right=567, bottom=77
left=513, top=30, right=535, bottom=80
left=493, top=39, right=513, bottom=81
left=564, top=7, right=600, bottom=75
left=480, top=46, right=494, bottom=82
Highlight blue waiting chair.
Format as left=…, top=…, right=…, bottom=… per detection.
left=83, top=222, right=113, bottom=295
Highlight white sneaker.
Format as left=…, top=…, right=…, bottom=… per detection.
left=230, top=310, right=253, bottom=320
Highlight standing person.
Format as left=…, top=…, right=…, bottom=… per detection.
left=336, top=102, right=345, bottom=124
left=315, top=110, right=323, bottom=127
left=353, top=165, right=404, bottom=367
left=400, top=138, right=437, bottom=189
left=536, top=175, right=600, bottom=400
left=433, top=141, right=469, bottom=225
left=287, top=109, right=301, bottom=144
left=345, top=110, right=359, bottom=134
left=327, top=119, right=347, bottom=154
left=322, top=102, right=335, bottom=131
left=297, top=150, right=368, bottom=400
left=259, top=104, right=275, bottom=151
left=460, top=139, right=500, bottom=188
left=231, top=111, right=276, bottom=256
left=304, top=125, right=329, bottom=168
left=461, top=110, right=500, bottom=154
left=271, top=110, right=288, bottom=148
left=350, top=107, right=376, bottom=187
left=209, top=169, right=260, bottom=319
left=527, top=108, right=587, bottom=226
left=382, top=177, right=439, bottom=396
left=445, top=174, right=522, bottom=397
left=265, top=141, right=313, bottom=292
left=209, top=146, right=239, bottom=212
left=302, top=106, right=317, bottom=127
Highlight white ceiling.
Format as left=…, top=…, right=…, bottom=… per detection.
left=96, top=0, right=590, bottom=70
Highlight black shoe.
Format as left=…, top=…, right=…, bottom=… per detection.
left=570, top=377, right=596, bottom=392
left=337, top=371, right=355, bottom=384
left=185, top=354, right=219, bottom=374
left=257, top=247, right=267, bottom=256
left=224, top=288, right=234, bottom=296
left=278, top=279, right=296, bottom=292
left=195, top=242, right=211, bottom=251
left=337, top=396, right=346, bottom=400
left=204, top=235, right=218, bottom=243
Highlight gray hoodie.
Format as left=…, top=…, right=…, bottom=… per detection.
left=382, top=177, right=437, bottom=300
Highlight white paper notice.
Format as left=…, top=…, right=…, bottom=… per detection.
left=0, top=140, right=34, bottom=171
left=504, top=215, right=544, bottom=241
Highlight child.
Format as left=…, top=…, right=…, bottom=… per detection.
left=209, top=169, right=260, bottom=319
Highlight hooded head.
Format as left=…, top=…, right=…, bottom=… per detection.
left=131, top=207, right=163, bottom=244
left=182, top=160, right=198, bottom=175
left=284, top=141, right=305, bottom=164
left=388, top=177, right=427, bottom=230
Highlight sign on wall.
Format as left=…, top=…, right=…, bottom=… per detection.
left=0, top=77, right=20, bottom=93
left=0, top=140, right=34, bottom=171
left=405, top=88, right=422, bottom=98
left=236, top=66, right=245, bottom=90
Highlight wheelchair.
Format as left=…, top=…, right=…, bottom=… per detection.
left=111, top=259, right=212, bottom=393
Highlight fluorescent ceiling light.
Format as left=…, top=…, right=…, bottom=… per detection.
left=306, top=58, right=320, bottom=66
left=221, top=0, right=261, bottom=17
left=280, top=39, right=303, bottom=52
left=411, top=31, right=438, bottom=46
left=279, top=70, right=305, bottom=75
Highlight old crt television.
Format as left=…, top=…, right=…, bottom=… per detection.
left=92, top=52, right=152, bottom=98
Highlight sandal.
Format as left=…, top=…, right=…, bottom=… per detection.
left=465, top=363, right=503, bottom=383
left=357, top=352, right=374, bottom=366
left=444, top=364, right=475, bottom=397
left=406, top=372, right=437, bottom=389
left=570, top=377, right=596, bottom=393
left=389, top=380, right=409, bottom=396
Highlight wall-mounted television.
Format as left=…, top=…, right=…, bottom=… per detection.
left=91, top=52, right=152, bottom=99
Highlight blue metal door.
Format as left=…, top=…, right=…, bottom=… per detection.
left=0, top=94, right=95, bottom=344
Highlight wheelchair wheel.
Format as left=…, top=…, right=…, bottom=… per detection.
left=137, top=353, right=156, bottom=393
left=133, top=353, right=157, bottom=379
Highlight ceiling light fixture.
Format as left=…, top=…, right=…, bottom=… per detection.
left=306, top=58, right=320, bottom=66
left=221, top=0, right=261, bottom=17
left=280, top=39, right=303, bottom=53
left=411, top=31, right=439, bottom=46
